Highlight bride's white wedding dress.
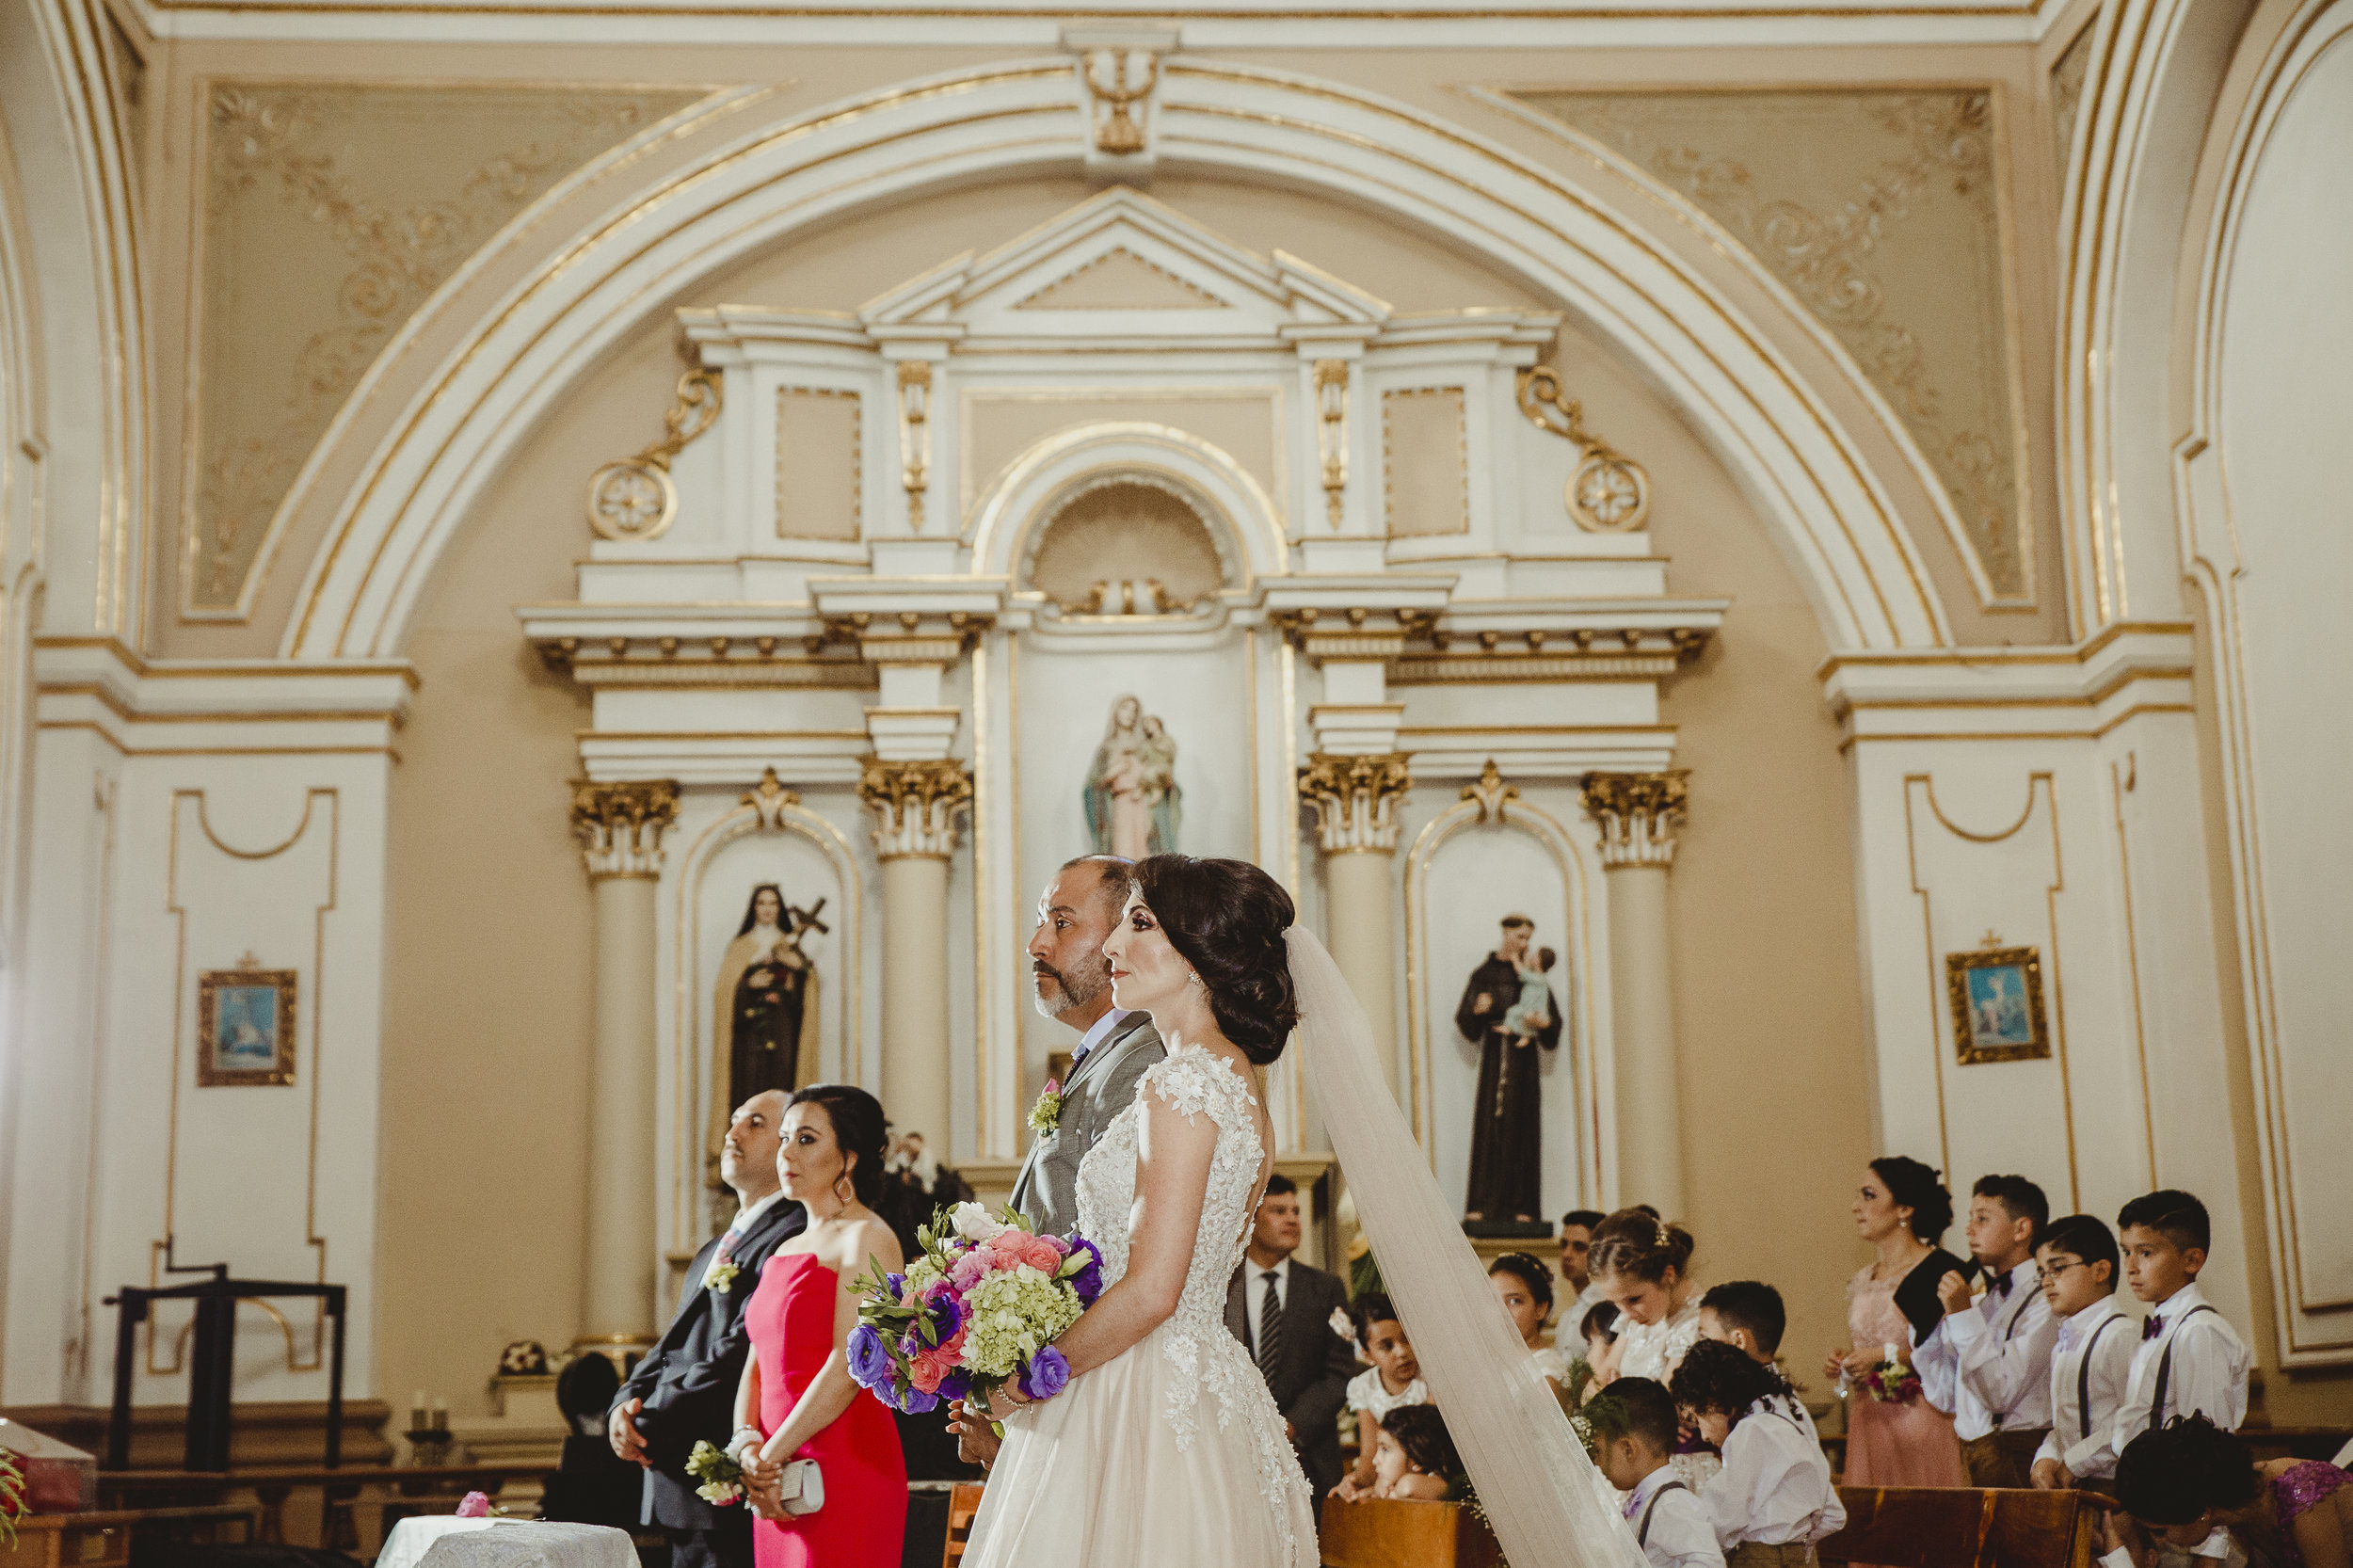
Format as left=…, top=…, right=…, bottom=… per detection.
left=963, top=1041, right=1318, bottom=1568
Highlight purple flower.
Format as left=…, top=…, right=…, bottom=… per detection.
left=937, top=1368, right=973, bottom=1403
left=1065, top=1236, right=1105, bottom=1304
left=1019, top=1346, right=1070, bottom=1401
left=885, top=1272, right=906, bottom=1299
left=897, top=1384, right=940, bottom=1415
left=922, top=1286, right=964, bottom=1342
left=846, top=1323, right=890, bottom=1389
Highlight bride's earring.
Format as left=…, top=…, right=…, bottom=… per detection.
left=1187, top=969, right=1204, bottom=989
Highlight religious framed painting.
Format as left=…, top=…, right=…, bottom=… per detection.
left=197, top=960, right=297, bottom=1086
left=1944, top=943, right=2049, bottom=1065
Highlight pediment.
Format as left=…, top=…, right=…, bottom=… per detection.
left=858, top=185, right=1388, bottom=344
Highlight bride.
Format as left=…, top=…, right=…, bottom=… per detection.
left=965, top=853, right=1638, bottom=1568
left=964, top=854, right=1318, bottom=1567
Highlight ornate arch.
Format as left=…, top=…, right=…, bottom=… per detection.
left=281, top=59, right=1952, bottom=659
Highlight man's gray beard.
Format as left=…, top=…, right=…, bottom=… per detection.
left=1032, top=964, right=1110, bottom=1022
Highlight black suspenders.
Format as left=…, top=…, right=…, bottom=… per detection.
left=1638, top=1480, right=1689, bottom=1548
left=2076, top=1314, right=2121, bottom=1443
left=2147, top=1304, right=2217, bottom=1432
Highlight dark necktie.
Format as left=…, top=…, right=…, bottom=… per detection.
left=1257, top=1271, right=1286, bottom=1380
left=2143, top=1315, right=2165, bottom=1341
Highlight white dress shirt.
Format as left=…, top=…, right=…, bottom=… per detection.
left=1243, top=1256, right=1291, bottom=1354
left=1070, top=1007, right=1132, bottom=1071
left=1914, top=1260, right=2055, bottom=1438
left=726, top=1189, right=788, bottom=1240
left=2110, top=1283, right=2249, bottom=1459
left=1701, top=1399, right=1846, bottom=1548
left=1625, top=1466, right=1723, bottom=1568
left=2034, top=1296, right=2137, bottom=1480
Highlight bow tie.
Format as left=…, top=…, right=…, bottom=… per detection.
left=1621, top=1492, right=1642, bottom=1521
left=2143, top=1316, right=2165, bottom=1341
left=1988, top=1272, right=2012, bottom=1299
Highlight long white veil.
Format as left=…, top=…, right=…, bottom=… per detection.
left=1287, top=926, right=1637, bottom=1568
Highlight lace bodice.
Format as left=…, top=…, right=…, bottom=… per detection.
left=1072, top=1041, right=1308, bottom=1556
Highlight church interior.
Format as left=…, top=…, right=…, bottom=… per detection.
left=2, top=0, right=2350, bottom=1559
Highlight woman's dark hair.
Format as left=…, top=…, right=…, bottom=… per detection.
left=737, top=883, right=786, bottom=936
left=1583, top=1301, right=1622, bottom=1344
left=1870, top=1156, right=1954, bottom=1241
left=1351, top=1293, right=1404, bottom=1348
left=1589, top=1208, right=1697, bottom=1287
left=1488, top=1252, right=1556, bottom=1311
left=1668, top=1337, right=1793, bottom=1423
left=1380, top=1405, right=1460, bottom=1476
left=1128, top=856, right=1299, bottom=1064
left=786, top=1083, right=888, bottom=1207
left=2116, top=1416, right=2260, bottom=1527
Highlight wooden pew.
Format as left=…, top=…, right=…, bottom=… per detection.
left=1819, top=1487, right=2103, bottom=1568
left=1316, top=1496, right=1502, bottom=1568
left=942, top=1482, right=985, bottom=1565
left=0, top=1504, right=259, bottom=1568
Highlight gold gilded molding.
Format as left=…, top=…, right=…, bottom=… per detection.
left=857, top=757, right=973, bottom=860
left=1011, top=247, right=1223, bottom=310
left=1313, top=360, right=1349, bottom=529
left=1080, top=50, right=1158, bottom=156
left=1382, top=386, right=1470, bottom=537
left=1516, top=366, right=1650, bottom=533
left=1507, top=87, right=2031, bottom=605
left=186, top=82, right=707, bottom=616
left=1577, top=769, right=1689, bottom=867
left=588, top=367, right=723, bottom=541
left=570, top=777, right=680, bottom=878
left=2050, top=22, right=2097, bottom=181
left=1298, top=751, right=1413, bottom=855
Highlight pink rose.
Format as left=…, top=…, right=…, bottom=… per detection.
left=1019, top=1236, right=1064, bottom=1272
left=908, top=1355, right=947, bottom=1394
left=949, top=1252, right=991, bottom=1292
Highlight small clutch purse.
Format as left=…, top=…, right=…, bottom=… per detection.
left=776, top=1458, right=824, bottom=1516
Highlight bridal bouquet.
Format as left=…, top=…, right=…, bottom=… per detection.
left=846, top=1202, right=1103, bottom=1421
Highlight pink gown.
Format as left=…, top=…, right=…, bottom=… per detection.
left=1841, top=1263, right=1965, bottom=1487
left=744, top=1254, right=905, bottom=1568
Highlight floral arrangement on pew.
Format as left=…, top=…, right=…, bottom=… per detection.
left=0, top=1447, right=24, bottom=1547
left=846, top=1202, right=1103, bottom=1430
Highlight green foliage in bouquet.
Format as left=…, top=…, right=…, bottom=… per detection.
left=684, top=1439, right=744, bottom=1506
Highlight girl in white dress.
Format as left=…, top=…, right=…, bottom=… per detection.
left=964, top=856, right=1318, bottom=1568
left=1336, top=1295, right=1431, bottom=1499
left=1592, top=1209, right=1718, bottom=1492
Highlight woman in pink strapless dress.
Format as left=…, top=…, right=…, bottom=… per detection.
left=731, top=1085, right=906, bottom=1568
left=1831, top=1158, right=1967, bottom=1488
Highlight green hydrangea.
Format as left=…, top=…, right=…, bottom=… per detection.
left=904, top=1256, right=945, bottom=1295
left=959, top=1264, right=1083, bottom=1378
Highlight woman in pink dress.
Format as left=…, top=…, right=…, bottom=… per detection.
left=729, top=1084, right=906, bottom=1568
left=1828, top=1156, right=1968, bottom=1487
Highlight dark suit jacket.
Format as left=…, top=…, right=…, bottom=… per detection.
left=1224, top=1257, right=1355, bottom=1500
left=610, top=1197, right=807, bottom=1532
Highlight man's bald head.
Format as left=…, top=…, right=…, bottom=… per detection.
left=721, top=1089, right=789, bottom=1204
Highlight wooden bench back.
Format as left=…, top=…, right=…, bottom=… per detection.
left=942, top=1481, right=986, bottom=1566
left=1819, top=1487, right=2100, bottom=1568
left=1315, top=1496, right=1502, bottom=1568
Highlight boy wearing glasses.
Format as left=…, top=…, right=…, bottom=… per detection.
left=2029, top=1214, right=2137, bottom=1495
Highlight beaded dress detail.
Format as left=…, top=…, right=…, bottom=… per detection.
left=963, top=1043, right=1318, bottom=1568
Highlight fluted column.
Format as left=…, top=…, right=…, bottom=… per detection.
left=1299, top=753, right=1412, bottom=1093
left=1580, top=770, right=1688, bottom=1217
left=857, top=757, right=972, bottom=1157
left=570, top=779, right=679, bottom=1358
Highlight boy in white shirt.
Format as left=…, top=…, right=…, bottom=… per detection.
left=2108, top=1191, right=2250, bottom=1454
left=1593, top=1376, right=1721, bottom=1568
left=1914, top=1174, right=2057, bottom=1488
left=1697, top=1282, right=1817, bottom=1443
left=1671, top=1340, right=1844, bottom=1568
left=2028, top=1214, right=2137, bottom=1496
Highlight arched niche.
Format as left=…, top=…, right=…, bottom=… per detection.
left=665, top=791, right=863, bottom=1241
left=1020, top=472, right=1236, bottom=616
left=1403, top=783, right=1607, bottom=1219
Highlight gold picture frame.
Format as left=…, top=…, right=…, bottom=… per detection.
left=1945, top=944, right=2049, bottom=1065
left=197, top=961, right=297, bottom=1086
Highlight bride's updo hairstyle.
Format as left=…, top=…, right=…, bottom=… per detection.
left=1128, top=855, right=1299, bottom=1064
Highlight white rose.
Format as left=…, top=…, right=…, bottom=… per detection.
left=949, top=1201, right=1008, bottom=1244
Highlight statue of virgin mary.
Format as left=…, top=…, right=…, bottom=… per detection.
left=1082, top=695, right=1180, bottom=857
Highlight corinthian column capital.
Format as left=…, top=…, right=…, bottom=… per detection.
left=1578, top=770, right=1689, bottom=868
left=1298, top=752, right=1413, bottom=855
left=570, top=779, right=680, bottom=879
left=858, top=757, right=973, bottom=860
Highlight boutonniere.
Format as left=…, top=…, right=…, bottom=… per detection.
left=1027, top=1079, right=1065, bottom=1136
left=703, top=1248, right=741, bottom=1293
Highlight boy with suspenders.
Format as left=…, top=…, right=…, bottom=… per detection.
left=1595, top=1377, right=1723, bottom=1568
left=2107, top=1192, right=2251, bottom=1465
left=2029, top=1215, right=2138, bottom=1495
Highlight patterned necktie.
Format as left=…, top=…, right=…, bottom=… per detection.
left=1257, top=1271, right=1286, bottom=1379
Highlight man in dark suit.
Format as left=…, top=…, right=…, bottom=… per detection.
left=608, top=1090, right=805, bottom=1568
left=1225, top=1173, right=1355, bottom=1503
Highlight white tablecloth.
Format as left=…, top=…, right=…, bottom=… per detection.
left=378, top=1517, right=636, bottom=1568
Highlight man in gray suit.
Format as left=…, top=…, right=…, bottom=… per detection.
left=950, top=854, right=1165, bottom=1464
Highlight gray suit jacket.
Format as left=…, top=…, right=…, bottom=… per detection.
left=1009, top=1011, right=1165, bottom=1238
